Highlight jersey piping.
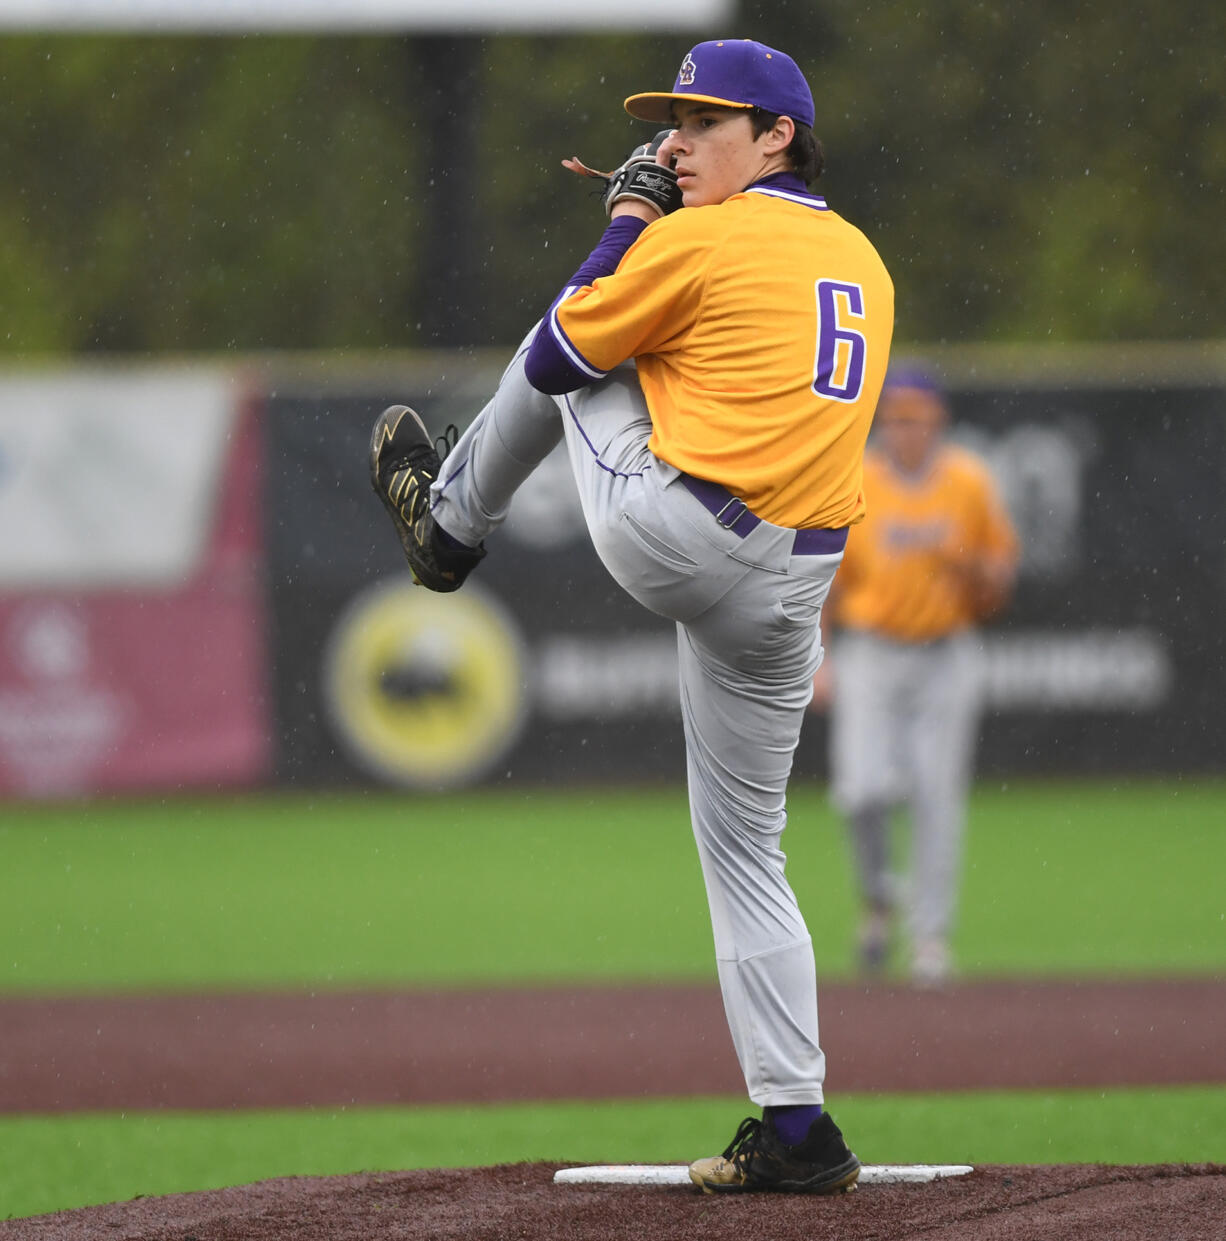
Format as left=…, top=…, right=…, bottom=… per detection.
left=743, top=186, right=829, bottom=211
left=547, top=285, right=608, bottom=380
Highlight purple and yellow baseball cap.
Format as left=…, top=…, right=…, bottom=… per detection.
left=624, top=39, right=815, bottom=129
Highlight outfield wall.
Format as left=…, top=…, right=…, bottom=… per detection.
left=1, top=344, right=1223, bottom=796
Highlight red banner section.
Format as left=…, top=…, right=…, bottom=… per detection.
left=0, top=375, right=269, bottom=798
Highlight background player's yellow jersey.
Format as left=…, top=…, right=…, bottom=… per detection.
left=553, top=182, right=894, bottom=530
left=833, top=443, right=1021, bottom=642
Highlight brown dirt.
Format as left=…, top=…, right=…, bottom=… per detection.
left=2, top=1162, right=1224, bottom=1241
left=2, top=977, right=1224, bottom=1238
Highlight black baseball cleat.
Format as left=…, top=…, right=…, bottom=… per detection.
left=369, top=404, right=485, bottom=592
left=689, top=1112, right=861, bottom=1195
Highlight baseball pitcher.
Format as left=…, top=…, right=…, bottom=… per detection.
left=370, top=39, right=893, bottom=1193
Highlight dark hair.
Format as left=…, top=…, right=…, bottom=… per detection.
left=748, top=108, right=824, bottom=184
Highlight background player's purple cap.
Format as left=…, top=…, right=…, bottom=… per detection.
left=883, top=363, right=946, bottom=396
left=624, top=39, right=815, bottom=129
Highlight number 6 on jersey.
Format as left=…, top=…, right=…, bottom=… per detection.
left=813, top=279, right=867, bottom=402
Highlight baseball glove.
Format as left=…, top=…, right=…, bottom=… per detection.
left=562, top=130, right=682, bottom=218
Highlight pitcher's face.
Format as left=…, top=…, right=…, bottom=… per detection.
left=657, top=103, right=788, bottom=207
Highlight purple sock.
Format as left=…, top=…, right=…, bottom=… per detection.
left=435, top=525, right=475, bottom=552
left=765, top=1104, right=823, bottom=1146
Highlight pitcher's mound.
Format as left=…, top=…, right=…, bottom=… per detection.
left=3, top=1161, right=1224, bottom=1240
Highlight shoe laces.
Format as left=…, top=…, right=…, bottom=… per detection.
left=721, top=1116, right=766, bottom=1165
left=435, top=423, right=459, bottom=460
left=384, top=423, right=459, bottom=479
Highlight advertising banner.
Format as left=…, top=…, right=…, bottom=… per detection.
left=266, top=372, right=1225, bottom=788
left=0, top=369, right=270, bottom=798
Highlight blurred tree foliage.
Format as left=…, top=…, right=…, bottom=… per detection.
left=0, top=2, right=1221, bottom=353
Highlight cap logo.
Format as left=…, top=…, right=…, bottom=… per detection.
left=678, top=53, right=696, bottom=86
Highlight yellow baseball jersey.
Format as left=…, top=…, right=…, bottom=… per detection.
left=833, top=443, right=1020, bottom=642
left=552, top=185, right=894, bottom=529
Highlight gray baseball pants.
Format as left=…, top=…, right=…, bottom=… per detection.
left=829, top=629, right=984, bottom=946
left=431, top=334, right=842, bottom=1106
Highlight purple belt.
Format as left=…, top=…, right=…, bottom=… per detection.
left=678, top=473, right=848, bottom=556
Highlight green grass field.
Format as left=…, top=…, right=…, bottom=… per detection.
left=3, top=1087, right=1224, bottom=1221
left=2, top=778, right=1224, bottom=1219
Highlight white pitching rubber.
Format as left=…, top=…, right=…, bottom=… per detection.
left=553, top=1163, right=974, bottom=1187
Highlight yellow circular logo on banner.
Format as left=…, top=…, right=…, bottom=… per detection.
left=322, top=577, right=527, bottom=789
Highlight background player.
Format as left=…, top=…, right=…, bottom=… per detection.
left=371, top=39, right=893, bottom=1192
left=816, top=366, right=1020, bottom=984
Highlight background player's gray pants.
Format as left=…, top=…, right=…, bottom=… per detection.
left=431, top=336, right=842, bottom=1106
left=829, top=629, right=984, bottom=946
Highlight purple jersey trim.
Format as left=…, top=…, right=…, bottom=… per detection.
left=745, top=170, right=828, bottom=210
left=528, top=285, right=605, bottom=393
left=524, top=216, right=649, bottom=395
left=524, top=301, right=597, bottom=393
left=745, top=185, right=829, bottom=210
left=752, top=171, right=812, bottom=194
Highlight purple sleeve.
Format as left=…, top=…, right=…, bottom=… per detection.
left=566, top=215, right=650, bottom=288
left=524, top=216, right=650, bottom=395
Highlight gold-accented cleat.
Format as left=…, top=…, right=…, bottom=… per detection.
left=689, top=1114, right=861, bottom=1195
left=369, top=405, right=485, bottom=592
